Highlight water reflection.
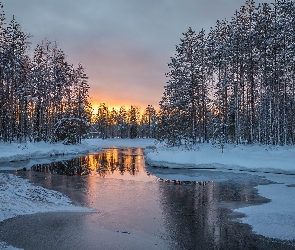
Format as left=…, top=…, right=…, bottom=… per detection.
left=11, top=148, right=292, bottom=249
left=158, top=177, right=271, bottom=249
left=159, top=181, right=220, bottom=249
left=30, top=148, right=145, bottom=178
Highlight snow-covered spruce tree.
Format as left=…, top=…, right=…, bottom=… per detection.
left=158, top=28, right=209, bottom=146
left=208, top=19, right=233, bottom=145
left=0, top=3, right=6, bottom=142
left=2, top=15, right=31, bottom=143
left=94, top=103, right=110, bottom=139
left=117, top=106, right=128, bottom=138
left=275, top=0, right=295, bottom=145
left=31, top=40, right=72, bottom=143
left=139, top=105, right=157, bottom=138
left=128, top=105, right=140, bottom=139
left=109, top=108, right=118, bottom=138
left=52, top=63, right=91, bottom=144
left=30, top=40, right=91, bottom=144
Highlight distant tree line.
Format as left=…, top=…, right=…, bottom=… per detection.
left=157, top=0, right=295, bottom=147
left=90, top=103, right=157, bottom=139
left=0, top=3, right=91, bottom=144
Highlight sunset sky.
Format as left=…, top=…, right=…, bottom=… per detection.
left=2, top=0, right=267, bottom=111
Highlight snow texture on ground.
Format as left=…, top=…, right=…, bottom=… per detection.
left=0, top=173, right=94, bottom=223
left=145, top=143, right=295, bottom=175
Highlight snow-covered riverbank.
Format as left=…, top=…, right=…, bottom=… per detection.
left=145, top=142, right=295, bottom=241
left=1, top=139, right=293, bottom=175
left=0, top=138, right=155, bottom=164
left=0, top=139, right=156, bottom=250
left=1, top=139, right=295, bottom=243
left=145, top=143, right=295, bottom=175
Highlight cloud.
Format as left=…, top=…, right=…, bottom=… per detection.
left=1, top=0, right=268, bottom=109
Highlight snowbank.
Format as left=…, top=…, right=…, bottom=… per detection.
left=0, top=138, right=155, bottom=164
left=145, top=143, right=295, bottom=175
left=0, top=173, right=94, bottom=223
left=0, top=172, right=96, bottom=250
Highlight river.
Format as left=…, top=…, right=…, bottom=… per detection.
left=0, top=147, right=294, bottom=250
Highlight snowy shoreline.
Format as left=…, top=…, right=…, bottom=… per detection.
left=0, top=138, right=155, bottom=165
left=144, top=143, right=295, bottom=175
left=1, top=139, right=295, bottom=243
left=1, top=139, right=294, bottom=176
left=0, top=139, right=156, bottom=250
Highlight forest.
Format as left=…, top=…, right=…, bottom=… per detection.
left=1, top=0, right=295, bottom=146
left=158, top=0, right=295, bottom=146
left=0, top=3, right=91, bottom=144
left=0, top=2, right=157, bottom=144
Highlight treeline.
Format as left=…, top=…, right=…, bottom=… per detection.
left=157, top=0, right=295, bottom=146
left=0, top=4, right=91, bottom=144
left=91, top=103, right=157, bottom=139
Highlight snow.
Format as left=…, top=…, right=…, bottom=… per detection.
left=0, top=173, right=95, bottom=250
left=0, top=138, right=155, bottom=166
left=145, top=142, right=295, bottom=241
left=236, top=182, right=295, bottom=240
left=1, top=139, right=295, bottom=242
left=0, top=173, right=94, bottom=223
left=0, top=241, right=23, bottom=250
left=145, top=143, right=295, bottom=174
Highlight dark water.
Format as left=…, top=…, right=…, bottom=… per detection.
left=1, top=148, right=295, bottom=250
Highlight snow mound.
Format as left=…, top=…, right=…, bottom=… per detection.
left=0, top=173, right=94, bottom=223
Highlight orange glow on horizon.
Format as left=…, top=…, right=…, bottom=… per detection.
left=90, top=98, right=157, bottom=114
left=91, top=102, right=131, bottom=113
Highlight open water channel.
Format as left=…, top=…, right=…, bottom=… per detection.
left=1, top=147, right=295, bottom=250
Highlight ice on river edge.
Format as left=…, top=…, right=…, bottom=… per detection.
left=235, top=179, right=295, bottom=241
left=145, top=143, right=295, bottom=242
left=1, top=139, right=295, bottom=243
left=0, top=173, right=95, bottom=223
left=0, top=173, right=95, bottom=249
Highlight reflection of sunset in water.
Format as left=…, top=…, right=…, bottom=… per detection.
left=19, top=147, right=277, bottom=250
left=86, top=148, right=145, bottom=178
left=31, top=148, right=153, bottom=181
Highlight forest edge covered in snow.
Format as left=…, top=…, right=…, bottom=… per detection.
left=0, top=0, right=294, bottom=148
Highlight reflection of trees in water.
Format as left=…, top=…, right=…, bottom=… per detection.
left=31, top=158, right=91, bottom=176
left=89, top=148, right=143, bottom=177
left=159, top=181, right=220, bottom=249
left=31, top=148, right=144, bottom=177
left=159, top=180, right=264, bottom=250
